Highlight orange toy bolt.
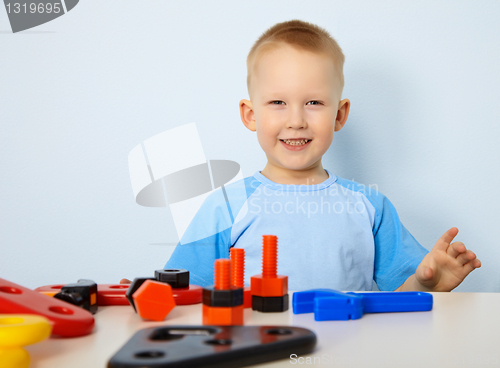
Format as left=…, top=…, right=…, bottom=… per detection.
left=215, top=258, right=231, bottom=290
left=230, top=247, right=252, bottom=309
left=203, top=259, right=244, bottom=325
left=251, top=235, right=289, bottom=312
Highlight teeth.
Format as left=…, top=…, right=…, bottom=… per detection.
left=283, top=139, right=309, bottom=146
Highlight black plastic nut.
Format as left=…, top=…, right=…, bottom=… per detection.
left=54, top=291, right=84, bottom=308
left=126, top=277, right=155, bottom=312
left=252, top=294, right=289, bottom=313
left=202, top=286, right=244, bottom=307
left=58, top=279, right=98, bottom=314
left=155, top=269, right=189, bottom=289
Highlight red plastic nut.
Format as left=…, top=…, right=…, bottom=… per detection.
left=251, top=275, right=288, bottom=297
left=202, top=304, right=244, bottom=326
left=132, top=280, right=176, bottom=321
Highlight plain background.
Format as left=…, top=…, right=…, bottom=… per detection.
left=1, top=0, right=499, bottom=291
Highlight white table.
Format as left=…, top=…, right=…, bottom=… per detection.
left=25, top=292, right=500, bottom=368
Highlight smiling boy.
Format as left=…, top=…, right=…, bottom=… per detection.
left=160, top=20, right=480, bottom=292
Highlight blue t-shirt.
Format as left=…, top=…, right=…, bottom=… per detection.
left=165, top=170, right=428, bottom=291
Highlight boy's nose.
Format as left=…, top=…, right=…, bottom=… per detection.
left=285, top=109, right=307, bottom=129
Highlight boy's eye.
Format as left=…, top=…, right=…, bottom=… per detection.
left=271, top=101, right=285, bottom=105
left=306, top=101, right=322, bottom=105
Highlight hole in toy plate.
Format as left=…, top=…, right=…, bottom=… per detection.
left=0, top=286, right=22, bottom=294
left=135, top=351, right=165, bottom=359
left=109, top=285, right=129, bottom=289
left=48, top=306, right=74, bottom=315
left=265, top=328, right=293, bottom=335
left=204, top=339, right=232, bottom=346
left=150, top=327, right=217, bottom=341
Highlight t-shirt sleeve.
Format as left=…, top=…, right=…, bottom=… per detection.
left=368, top=191, right=429, bottom=291
left=165, top=229, right=231, bottom=287
left=164, top=188, right=234, bottom=287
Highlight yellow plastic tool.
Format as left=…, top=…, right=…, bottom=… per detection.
left=0, top=314, right=52, bottom=368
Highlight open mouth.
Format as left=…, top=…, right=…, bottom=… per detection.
left=280, top=139, right=312, bottom=146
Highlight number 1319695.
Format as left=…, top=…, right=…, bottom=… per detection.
left=6, top=2, right=62, bottom=14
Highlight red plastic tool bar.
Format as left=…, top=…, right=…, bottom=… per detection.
left=0, top=278, right=94, bottom=337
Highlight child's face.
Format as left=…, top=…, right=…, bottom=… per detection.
left=241, top=44, right=348, bottom=176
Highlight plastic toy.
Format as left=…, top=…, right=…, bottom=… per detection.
left=229, top=247, right=252, bottom=308
left=54, top=279, right=98, bottom=314
left=292, top=289, right=433, bottom=321
left=126, top=270, right=202, bottom=312
left=154, top=268, right=203, bottom=305
left=0, top=314, right=52, bottom=368
left=35, top=283, right=131, bottom=306
left=107, top=325, right=317, bottom=368
left=132, top=280, right=176, bottom=321
left=0, top=278, right=94, bottom=337
left=126, top=277, right=155, bottom=312
left=155, top=269, right=189, bottom=288
left=203, top=259, right=244, bottom=326
left=96, top=284, right=130, bottom=305
left=251, top=235, right=289, bottom=312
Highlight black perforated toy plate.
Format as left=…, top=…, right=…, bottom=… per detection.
left=107, top=325, right=316, bottom=368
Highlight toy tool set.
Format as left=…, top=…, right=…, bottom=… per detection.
left=2, top=234, right=434, bottom=367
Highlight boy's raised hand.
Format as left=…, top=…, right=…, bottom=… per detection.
left=414, top=227, right=481, bottom=291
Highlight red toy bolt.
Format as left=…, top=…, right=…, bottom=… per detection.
left=262, top=235, right=278, bottom=278
left=203, top=259, right=244, bottom=325
left=215, top=259, right=231, bottom=290
left=251, top=235, right=289, bottom=312
left=230, top=247, right=251, bottom=308
left=230, top=248, right=244, bottom=288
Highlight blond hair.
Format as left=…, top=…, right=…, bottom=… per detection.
left=247, top=20, right=345, bottom=93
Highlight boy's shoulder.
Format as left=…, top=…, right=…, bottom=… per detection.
left=334, top=175, right=386, bottom=203
left=195, top=174, right=261, bottom=219
left=332, top=175, right=398, bottom=225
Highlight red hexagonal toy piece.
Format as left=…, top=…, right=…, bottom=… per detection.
left=132, top=280, right=176, bottom=321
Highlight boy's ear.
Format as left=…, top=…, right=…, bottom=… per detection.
left=335, top=98, right=350, bottom=132
left=239, top=99, right=256, bottom=132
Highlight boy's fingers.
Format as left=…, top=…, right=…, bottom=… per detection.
left=457, top=250, right=476, bottom=266
left=434, top=227, right=459, bottom=251
left=463, top=258, right=481, bottom=274
left=119, top=278, right=132, bottom=284
left=447, top=241, right=466, bottom=258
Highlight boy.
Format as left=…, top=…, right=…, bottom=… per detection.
left=158, top=20, right=480, bottom=292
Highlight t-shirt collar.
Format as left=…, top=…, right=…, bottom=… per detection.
left=253, top=169, right=337, bottom=192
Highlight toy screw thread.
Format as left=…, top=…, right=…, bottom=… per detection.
left=262, top=235, right=278, bottom=278
left=214, top=259, right=231, bottom=290
left=230, top=248, right=245, bottom=288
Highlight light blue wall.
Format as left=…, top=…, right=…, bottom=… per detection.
left=1, top=0, right=499, bottom=291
